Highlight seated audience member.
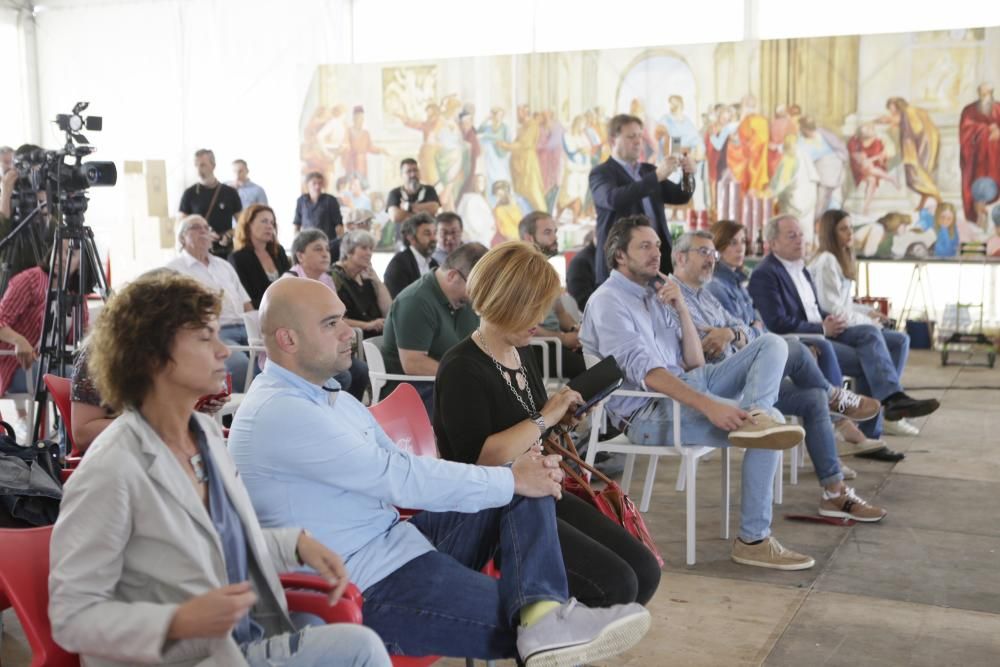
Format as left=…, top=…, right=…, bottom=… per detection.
left=435, top=241, right=662, bottom=606
left=293, top=171, right=343, bottom=239
left=167, top=215, right=255, bottom=392
left=385, top=157, right=441, bottom=226
left=670, top=231, right=885, bottom=519
left=229, top=204, right=292, bottom=309
left=227, top=276, right=650, bottom=665
left=707, top=220, right=887, bottom=454
left=383, top=212, right=438, bottom=298
left=49, top=272, right=390, bottom=667
left=747, top=215, right=939, bottom=440
left=519, top=212, right=585, bottom=379
left=581, top=216, right=812, bottom=570
left=285, top=229, right=368, bottom=402
left=0, top=241, right=87, bottom=438
left=431, top=211, right=464, bottom=265
left=566, top=231, right=597, bottom=312
left=331, top=230, right=392, bottom=337
left=330, top=207, right=374, bottom=263
left=381, top=243, right=487, bottom=410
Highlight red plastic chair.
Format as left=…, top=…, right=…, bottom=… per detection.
left=368, top=383, right=438, bottom=458
left=43, top=374, right=79, bottom=458
left=0, top=526, right=367, bottom=665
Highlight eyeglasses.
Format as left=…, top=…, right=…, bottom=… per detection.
left=685, top=247, right=720, bottom=260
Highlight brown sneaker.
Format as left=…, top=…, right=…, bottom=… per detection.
left=829, top=387, right=881, bottom=421
left=834, top=420, right=886, bottom=457
left=731, top=536, right=815, bottom=570
left=727, top=409, right=804, bottom=450
left=819, top=487, right=887, bottom=523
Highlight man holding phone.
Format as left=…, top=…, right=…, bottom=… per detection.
left=589, top=113, right=695, bottom=286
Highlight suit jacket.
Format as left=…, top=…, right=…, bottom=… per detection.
left=384, top=248, right=439, bottom=298
left=49, top=410, right=302, bottom=667
left=566, top=243, right=597, bottom=312
left=588, top=158, right=692, bottom=284
left=228, top=246, right=291, bottom=309
left=746, top=253, right=828, bottom=335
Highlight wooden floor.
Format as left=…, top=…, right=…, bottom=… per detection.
left=4, top=349, right=999, bottom=666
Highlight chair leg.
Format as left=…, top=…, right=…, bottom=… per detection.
left=720, top=448, right=730, bottom=540
left=790, top=439, right=800, bottom=485
left=798, top=441, right=807, bottom=469
left=685, top=456, right=697, bottom=566
left=621, top=454, right=636, bottom=493
left=774, top=450, right=783, bottom=505
left=675, top=458, right=686, bottom=491
left=639, top=455, right=659, bottom=513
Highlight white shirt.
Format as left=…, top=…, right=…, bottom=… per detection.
left=166, top=250, right=251, bottom=326
left=410, top=245, right=433, bottom=276
left=775, top=254, right=824, bottom=324
left=808, top=251, right=879, bottom=328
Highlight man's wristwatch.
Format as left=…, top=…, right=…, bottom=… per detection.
left=529, top=411, right=547, bottom=434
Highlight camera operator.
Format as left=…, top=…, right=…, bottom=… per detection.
left=179, top=149, right=242, bottom=258
left=0, top=144, right=59, bottom=281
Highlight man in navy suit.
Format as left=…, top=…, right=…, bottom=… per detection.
left=589, top=114, right=694, bottom=285
left=747, top=215, right=939, bottom=439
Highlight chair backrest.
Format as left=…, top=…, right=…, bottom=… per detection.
left=368, top=383, right=437, bottom=458
left=243, top=310, right=263, bottom=344
left=0, top=526, right=80, bottom=667
left=44, top=374, right=78, bottom=457
left=362, top=335, right=387, bottom=399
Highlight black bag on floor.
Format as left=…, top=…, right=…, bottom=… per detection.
left=0, top=421, right=63, bottom=527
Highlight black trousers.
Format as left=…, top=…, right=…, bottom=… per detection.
left=555, top=492, right=661, bottom=606
left=532, top=342, right=587, bottom=381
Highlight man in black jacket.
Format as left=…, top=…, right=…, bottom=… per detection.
left=588, top=114, right=694, bottom=285
left=383, top=212, right=438, bottom=297
left=566, top=231, right=596, bottom=312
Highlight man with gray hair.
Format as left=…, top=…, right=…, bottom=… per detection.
left=166, top=214, right=254, bottom=390
left=581, top=215, right=815, bottom=570
left=382, top=242, right=488, bottom=413
left=178, top=148, right=243, bottom=257
left=671, top=231, right=886, bottom=522
left=748, top=214, right=939, bottom=443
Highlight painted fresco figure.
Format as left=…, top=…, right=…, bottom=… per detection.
left=880, top=97, right=941, bottom=211
left=959, top=83, right=1000, bottom=224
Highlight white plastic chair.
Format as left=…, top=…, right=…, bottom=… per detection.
left=362, top=335, right=435, bottom=404
left=582, top=354, right=729, bottom=566
left=529, top=336, right=564, bottom=389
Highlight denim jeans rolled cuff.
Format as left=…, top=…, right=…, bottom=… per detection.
left=624, top=396, right=776, bottom=543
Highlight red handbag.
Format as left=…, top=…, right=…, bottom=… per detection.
left=545, top=430, right=664, bottom=567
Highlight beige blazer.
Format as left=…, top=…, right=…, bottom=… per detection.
left=49, top=410, right=302, bottom=666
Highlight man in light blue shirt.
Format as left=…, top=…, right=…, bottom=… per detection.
left=231, top=159, right=268, bottom=208
left=671, top=231, right=886, bottom=523
left=580, top=215, right=814, bottom=571
left=228, top=276, right=650, bottom=665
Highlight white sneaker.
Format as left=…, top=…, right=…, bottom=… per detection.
left=883, top=418, right=919, bottom=437
left=839, top=460, right=857, bottom=480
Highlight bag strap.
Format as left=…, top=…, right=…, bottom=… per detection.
left=203, top=183, right=223, bottom=218
left=544, top=429, right=616, bottom=488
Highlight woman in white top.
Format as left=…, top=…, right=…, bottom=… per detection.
left=809, top=209, right=888, bottom=328
left=810, top=210, right=922, bottom=437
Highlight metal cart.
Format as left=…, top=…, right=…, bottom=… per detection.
left=940, top=244, right=997, bottom=368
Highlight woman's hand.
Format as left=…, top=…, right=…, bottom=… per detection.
left=13, top=335, right=37, bottom=369
left=295, top=532, right=350, bottom=604
left=195, top=393, right=231, bottom=416
left=167, top=582, right=257, bottom=640
left=541, top=386, right=584, bottom=428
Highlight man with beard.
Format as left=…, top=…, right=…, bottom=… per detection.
left=518, top=211, right=585, bottom=379
left=386, top=158, right=441, bottom=225
left=178, top=149, right=243, bottom=257
left=959, top=83, right=1000, bottom=224
left=383, top=212, right=438, bottom=298
left=431, top=211, right=464, bottom=266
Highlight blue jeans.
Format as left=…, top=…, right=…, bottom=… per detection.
left=361, top=495, right=568, bottom=660
left=829, top=326, right=909, bottom=438
left=220, top=323, right=253, bottom=393
left=625, top=333, right=788, bottom=542
left=798, top=337, right=843, bottom=387
left=242, top=623, right=390, bottom=666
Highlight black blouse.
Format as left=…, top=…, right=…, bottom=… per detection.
left=331, top=264, right=383, bottom=337
left=434, top=336, right=546, bottom=464
left=228, top=246, right=291, bottom=309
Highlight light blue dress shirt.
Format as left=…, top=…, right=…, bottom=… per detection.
left=580, top=270, right=684, bottom=426
left=670, top=275, right=754, bottom=362
left=228, top=361, right=515, bottom=591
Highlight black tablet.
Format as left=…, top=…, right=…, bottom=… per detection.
left=568, top=355, right=624, bottom=417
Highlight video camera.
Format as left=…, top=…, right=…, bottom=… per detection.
left=12, top=102, right=117, bottom=226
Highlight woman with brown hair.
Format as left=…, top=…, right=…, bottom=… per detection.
left=229, top=203, right=292, bottom=308
left=48, top=272, right=390, bottom=666
left=434, top=241, right=661, bottom=608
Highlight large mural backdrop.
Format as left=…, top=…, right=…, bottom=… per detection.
left=300, top=26, right=1000, bottom=259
